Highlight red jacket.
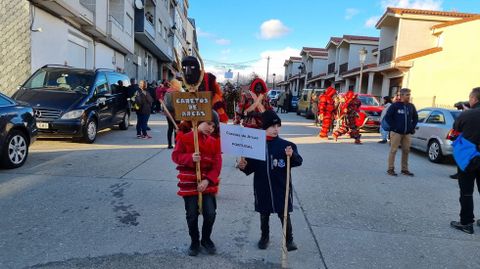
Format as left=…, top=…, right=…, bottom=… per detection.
left=172, top=131, right=222, bottom=197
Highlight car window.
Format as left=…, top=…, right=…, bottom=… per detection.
left=23, top=68, right=94, bottom=94
left=94, top=73, right=110, bottom=95
left=107, top=72, right=129, bottom=94
left=358, top=96, right=380, bottom=106
left=0, top=95, right=14, bottom=106
left=417, top=110, right=431, bottom=123
left=426, top=111, right=445, bottom=124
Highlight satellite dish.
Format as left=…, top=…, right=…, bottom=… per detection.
left=135, top=0, right=144, bottom=9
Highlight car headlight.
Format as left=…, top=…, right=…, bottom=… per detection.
left=61, top=109, right=84, bottom=119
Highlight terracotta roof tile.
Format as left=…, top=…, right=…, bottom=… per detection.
left=289, top=57, right=302, bottom=61
left=387, top=7, right=477, bottom=18
left=343, top=35, right=379, bottom=42
left=432, top=15, right=480, bottom=29
left=302, top=47, right=327, bottom=52
left=395, top=47, right=443, bottom=62
left=309, top=51, right=328, bottom=57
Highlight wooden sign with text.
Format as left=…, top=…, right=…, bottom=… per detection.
left=172, top=91, right=212, bottom=121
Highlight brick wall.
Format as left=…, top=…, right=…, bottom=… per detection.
left=0, top=1, right=31, bottom=96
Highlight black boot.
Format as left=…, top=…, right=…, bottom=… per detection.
left=258, top=214, right=270, bottom=249
left=280, top=214, right=297, bottom=251
left=201, top=212, right=217, bottom=254
left=187, top=217, right=200, bottom=256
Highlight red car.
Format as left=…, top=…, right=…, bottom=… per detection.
left=337, top=93, right=383, bottom=131
left=356, top=94, right=383, bottom=131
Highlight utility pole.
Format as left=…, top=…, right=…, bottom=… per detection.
left=266, top=56, right=270, bottom=86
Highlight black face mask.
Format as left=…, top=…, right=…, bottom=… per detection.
left=254, top=83, right=263, bottom=94
left=181, top=56, right=201, bottom=85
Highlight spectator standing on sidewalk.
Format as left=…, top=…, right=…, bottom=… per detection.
left=384, top=88, right=418, bottom=176
left=378, top=96, right=393, bottom=143
left=450, top=87, right=480, bottom=234
left=163, top=79, right=182, bottom=149
left=134, top=80, right=153, bottom=139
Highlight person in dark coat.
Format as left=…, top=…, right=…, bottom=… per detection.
left=450, top=87, right=480, bottom=234
left=238, top=110, right=303, bottom=251
left=134, top=80, right=153, bottom=139
left=384, top=88, right=418, bottom=176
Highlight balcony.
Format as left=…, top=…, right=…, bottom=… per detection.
left=134, top=9, right=173, bottom=62
left=327, top=63, right=335, bottom=74
left=339, top=63, right=348, bottom=75
left=31, top=0, right=94, bottom=26
left=106, top=15, right=134, bottom=54
left=379, top=46, right=394, bottom=65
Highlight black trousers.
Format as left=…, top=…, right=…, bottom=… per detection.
left=458, top=168, right=480, bottom=224
left=167, top=117, right=179, bottom=147
left=184, top=194, right=217, bottom=242
left=260, top=213, right=293, bottom=241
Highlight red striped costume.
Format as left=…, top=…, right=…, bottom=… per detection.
left=172, top=131, right=222, bottom=197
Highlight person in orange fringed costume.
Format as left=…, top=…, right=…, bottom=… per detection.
left=333, top=90, right=362, bottom=144
left=198, top=72, right=229, bottom=125
left=317, top=86, right=337, bottom=139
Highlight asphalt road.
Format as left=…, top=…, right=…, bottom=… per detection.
left=0, top=112, right=479, bottom=269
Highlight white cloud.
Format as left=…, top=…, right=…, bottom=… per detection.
left=215, top=38, right=231, bottom=45
left=364, top=16, right=381, bottom=28
left=205, top=47, right=301, bottom=83
left=259, top=19, right=290, bottom=40
left=381, top=0, right=443, bottom=10
left=197, top=28, right=214, bottom=38
left=345, top=8, right=360, bottom=20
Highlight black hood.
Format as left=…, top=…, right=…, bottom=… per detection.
left=13, top=88, right=85, bottom=111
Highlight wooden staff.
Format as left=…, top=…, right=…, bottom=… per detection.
left=281, top=155, right=291, bottom=269
left=159, top=99, right=178, bottom=130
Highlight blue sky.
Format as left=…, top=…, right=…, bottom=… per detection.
left=189, top=0, right=480, bottom=82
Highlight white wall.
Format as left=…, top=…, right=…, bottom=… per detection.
left=379, top=26, right=397, bottom=51
left=31, top=9, right=94, bottom=71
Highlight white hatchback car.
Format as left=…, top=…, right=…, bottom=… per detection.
left=410, top=108, right=461, bottom=163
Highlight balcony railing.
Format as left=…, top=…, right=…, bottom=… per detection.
left=327, top=63, right=335, bottom=74
left=339, top=63, right=348, bottom=74
left=379, top=46, right=394, bottom=64
left=144, top=18, right=155, bottom=38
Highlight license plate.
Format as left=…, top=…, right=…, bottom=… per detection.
left=36, top=122, right=49, bottom=129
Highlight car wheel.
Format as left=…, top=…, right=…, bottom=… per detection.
left=82, top=118, right=97, bottom=143
left=119, top=112, right=130, bottom=130
left=1, top=129, right=29, bottom=169
left=428, top=139, right=444, bottom=163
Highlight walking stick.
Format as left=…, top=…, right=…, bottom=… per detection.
left=192, top=121, right=203, bottom=215
left=159, top=99, right=178, bottom=130
left=281, top=155, right=291, bottom=269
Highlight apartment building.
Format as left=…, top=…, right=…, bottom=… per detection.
left=0, top=0, right=197, bottom=96
left=374, top=8, right=480, bottom=108
left=280, top=57, right=303, bottom=96
left=301, top=47, right=328, bottom=89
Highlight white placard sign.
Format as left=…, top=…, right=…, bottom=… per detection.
left=220, top=123, right=266, bottom=161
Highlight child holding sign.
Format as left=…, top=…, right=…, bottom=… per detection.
left=172, top=111, right=221, bottom=256
left=238, top=110, right=303, bottom=251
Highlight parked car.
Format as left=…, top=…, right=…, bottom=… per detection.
left=12, top=65, right=131, bottom=143
left=267, top=89, right=281, bottom=106
left=0, top=92, right=37, bottom=168
left=357, top=94, right=383, bottom=131
left=411, top=108, right=461, bottom=163
left=290, top=96, right=299, bottom=112
left=297, top=88, right=324, bottom=118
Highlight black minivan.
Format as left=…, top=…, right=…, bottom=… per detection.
left=12, top=65, right=131, bottom=143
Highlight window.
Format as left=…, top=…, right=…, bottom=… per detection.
left=426, top=111, right=445, bottom=124
left=0, top=95, right=14, bottom=106
left=157, top=19, right=163, bottom=36
left=417, top=110, right=431, bottom=123
left=163, top=26, right=168, bottom=40
left=94, top=73, right=110, bottom=95
left=125, top=14, right=133, bottom=36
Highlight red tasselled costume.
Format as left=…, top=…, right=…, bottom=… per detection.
left=172, top=130, right=222, bottom=197
left=233, top=78, right=272, bottom=129
left=318, top=86, right=337, bottom=138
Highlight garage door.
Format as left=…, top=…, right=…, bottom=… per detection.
left=67, top=40, right=87, bottom=68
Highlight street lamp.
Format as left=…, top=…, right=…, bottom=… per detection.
left=272, top=73, right=276, bottom=89
left=358, top=47, right=368, bottom=93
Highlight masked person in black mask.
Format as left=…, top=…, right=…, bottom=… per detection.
left=233, top=78, right=272, bottom=129
left=182, top=56, right=202, bottom=90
